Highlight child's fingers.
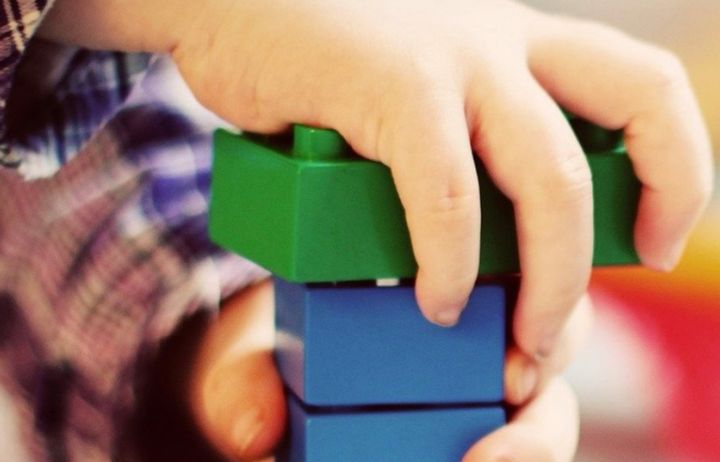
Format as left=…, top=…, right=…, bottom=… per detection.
left=463, top=378, right=579, bottom=462
left=379, top=89, right=480, bottom=326
left=528, top=18, right=714, bottom=271
left=505, top=293, right=594, bottom=405
left=469, top=68, right=593, bottom=358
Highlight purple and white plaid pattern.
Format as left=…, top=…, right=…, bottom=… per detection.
left=1, top=0, right=52, bottom=165
left=0, top=2, right=266, bottom=460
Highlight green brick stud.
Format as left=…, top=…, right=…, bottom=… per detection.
left=292, top=125, right=351, bottom=160
left=209, top=122, right=640, bottom=282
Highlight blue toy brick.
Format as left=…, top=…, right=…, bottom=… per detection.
left=277, top=395, right=506, bottom=462
left=274, top=279, right=506, bottom=406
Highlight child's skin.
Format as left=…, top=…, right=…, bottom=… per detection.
left=39, top=0, right=713, bottom=460
left=190, top=280, right=591, bottom=461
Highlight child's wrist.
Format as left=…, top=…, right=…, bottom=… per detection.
left=35, top=0, right=225, bottom=54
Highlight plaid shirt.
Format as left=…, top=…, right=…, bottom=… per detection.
left=0, top=1, right=266, bottom=461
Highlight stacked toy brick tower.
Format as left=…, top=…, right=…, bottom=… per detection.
left=209, top=121, right=639, bottom=461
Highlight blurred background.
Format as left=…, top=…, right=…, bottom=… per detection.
left=524, top=1, right=720, bottom=461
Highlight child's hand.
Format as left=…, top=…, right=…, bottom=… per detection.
left=170, top=0, right=713, bottom=363
left=191, top=281, right=590, bottom=462
left=41, top=0, right=712, bottom=395
left=170, top=4, right=710, bottom=457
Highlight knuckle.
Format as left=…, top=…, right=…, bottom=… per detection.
left=387, top=45, right=454, bottom=101
left=425, top=190, right=479, bottom=225
left=644, top=48, right=688, bottom=96
left=537, top=150, right=593, bottom=201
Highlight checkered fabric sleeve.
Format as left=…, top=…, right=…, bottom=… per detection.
left=0, top=0, right=53, bottom=165
left=0, top=2, right=268, bottom=461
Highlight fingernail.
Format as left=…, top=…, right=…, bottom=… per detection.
left=433, top=309, right=462, bottom=327
left=645, top=240, right=686, bottom=272
left=232, top=407, right=264, bottom=455
left=663, top=242, right=686, bottom=271
left=649, top=252, right=680, bottom=272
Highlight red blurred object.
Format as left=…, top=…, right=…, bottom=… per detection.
left=592, top=268, right=720, bottom=461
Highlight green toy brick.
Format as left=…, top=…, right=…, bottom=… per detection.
left=209, top=125, right=639, bottom=282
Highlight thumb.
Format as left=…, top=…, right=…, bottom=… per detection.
left=191, top=280, right=286, bottom=461
left=196, top=351, right=286, bottom=461
left=462, top=378, right=579, bottom=462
